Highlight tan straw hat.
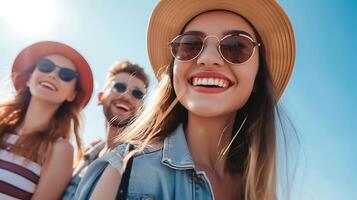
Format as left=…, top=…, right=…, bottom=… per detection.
left=12, top=41, right=94, bottom=109
left=147, top=0, right=296, bottom=97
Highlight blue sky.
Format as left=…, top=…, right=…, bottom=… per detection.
left=1, top=0, right=356, bottom=199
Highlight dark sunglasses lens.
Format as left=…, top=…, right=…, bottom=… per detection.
left=220, top=35, right=254, bottom=64
left=170, top=34, right=203, bottom=61
left=59, top=68, right=78, bottom=82
left=37, top=59, right=55, bottom=73
left=132, top=89, right=144, bottom=100
left=114, top=83, right=126, bottom=93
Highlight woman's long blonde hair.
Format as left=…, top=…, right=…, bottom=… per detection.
left=0, top=64, right=83, bottom=164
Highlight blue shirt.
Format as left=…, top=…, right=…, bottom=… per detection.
left=61, top=141, right=105, bottom=200
left=74, top=124, right=215, bottom=200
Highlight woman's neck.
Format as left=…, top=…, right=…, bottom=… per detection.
left=17, top=97, right=60, bottom=135
left=185, top=112, right=236, bottom=177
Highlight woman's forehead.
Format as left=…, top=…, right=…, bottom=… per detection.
left=183, top=10, right=257, bottom=40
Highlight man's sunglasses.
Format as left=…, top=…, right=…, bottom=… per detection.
left=112, top=82, right=145, bottom=100
left=36, top=58, right=79, bottom=82
left=169, top=32, right=260, bottom=65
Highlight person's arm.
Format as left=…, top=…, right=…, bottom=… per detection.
left=32, top=139, right=73, bottom=200
left=89, top=164, right=122, bottom=200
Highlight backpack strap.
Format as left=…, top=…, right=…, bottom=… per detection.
left=115, top=144, right=135, bottom=200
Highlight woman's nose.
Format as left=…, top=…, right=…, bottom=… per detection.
left=47, top=68, right=59, bottom=80
left=196, top=37, right=224, bottom=67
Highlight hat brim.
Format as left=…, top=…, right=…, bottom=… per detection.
left=12, top=41, right=93, bottom=108
left=147, top=0, right=295, bottom=98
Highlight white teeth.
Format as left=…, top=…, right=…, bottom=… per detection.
left=198, top=79, right=202, bottom=85
left=219, top=80, right=224, bottom=87
left=208, top=78, right=214, bottom=85
left=40, top=82, right=56, bottom=91
left=193, top=78, right=198, bottom=86
left=115, top=103, right=130, bottom=111
left=192, top=77, right=229, bottom=88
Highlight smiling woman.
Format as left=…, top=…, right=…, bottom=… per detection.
left=0, top=41, right=93, bottom=200
left=74, top=0, right=296, bottom=200
left=0, top=0, right=56, bottom=36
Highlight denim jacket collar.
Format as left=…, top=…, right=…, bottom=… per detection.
left=161, top=124, right=195, bottom=170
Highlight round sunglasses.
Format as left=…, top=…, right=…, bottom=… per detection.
left=36, top=58, right=79, bottom=82
left=169, top=32, right=260, bottom=65
left=112, top=82, right=145, bottom=100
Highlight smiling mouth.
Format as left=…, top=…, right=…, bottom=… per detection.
left=113, top=103, right=131, bottom=112
left=190, top=77, right=231, bottom=88
left=39, top=81, right=57, bottom=91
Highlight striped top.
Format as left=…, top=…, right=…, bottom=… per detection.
left=0, top=134, right=42, bottom=200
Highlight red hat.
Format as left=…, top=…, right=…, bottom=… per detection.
left=12, top=41, right=94, bottom=109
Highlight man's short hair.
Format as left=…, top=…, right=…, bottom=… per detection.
left=106, top=60, right=150, bottom=88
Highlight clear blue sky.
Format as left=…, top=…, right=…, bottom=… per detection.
left=1, top=0, right=356, bottom=199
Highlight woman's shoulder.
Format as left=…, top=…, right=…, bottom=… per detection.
left=101, top=143, right=132, bottom=170
left=45, top=139, right=73, bottom=162
left=104, top=142, right=163, bottom=170
left=41, top=138, right=73, bottom=175
left=42, top=138, right=73, bottom=168
left=52, top=138, right=74, bottom=155
left=111, top=142, right=162, bottom=157
left=110, top=142, right=131, bottom=155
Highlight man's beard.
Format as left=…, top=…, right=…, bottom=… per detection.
left=103, top=107, right=133, bottom=128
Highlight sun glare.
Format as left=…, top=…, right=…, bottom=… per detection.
left=0, top=0, right=56, bottom=36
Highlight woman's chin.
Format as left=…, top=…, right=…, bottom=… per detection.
left=186, top=106, right=236, bottom=119
left=31, top=94, right=66, bottom=106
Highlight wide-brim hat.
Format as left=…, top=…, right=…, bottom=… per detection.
left=12, top=41, right=94, bottom=109
left=147, top=0, right=295, bottom=98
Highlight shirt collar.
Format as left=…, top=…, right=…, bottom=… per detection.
left=161, top=124, right=195, bottom=170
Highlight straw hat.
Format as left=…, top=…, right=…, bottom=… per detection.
left=147, top=0, right=296, bottom=97
left=12, top=41, right=94, bottom=108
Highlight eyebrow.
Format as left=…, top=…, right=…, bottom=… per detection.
left=222, top=30, right=254, bottom=38
left=134, top=87, right=145, bottom=92
left=183, top=30, right=254, bottom=38
left=182, top=31, right=205, bottom=36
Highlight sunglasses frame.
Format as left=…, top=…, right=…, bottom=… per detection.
left=111, top=82, right=145, bottom=100
left=36, top=58, right=79, bottom=82
left=169, top=33, right=261, bottom=65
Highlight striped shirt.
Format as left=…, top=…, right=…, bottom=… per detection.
left=0, top=134, right=42, bottom=200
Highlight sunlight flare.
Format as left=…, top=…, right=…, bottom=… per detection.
left=0, top=0, right=56, bottom=36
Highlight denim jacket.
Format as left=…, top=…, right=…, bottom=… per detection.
left=61, top=141, right=105, bottom=200
left=74, top=124, right=215, bottom=200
